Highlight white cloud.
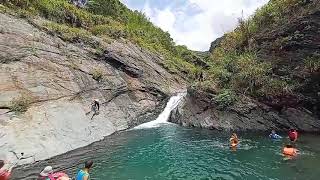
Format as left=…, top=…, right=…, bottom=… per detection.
left=122, top=0, right=269, bottom=51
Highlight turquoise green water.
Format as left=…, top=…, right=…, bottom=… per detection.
left=87, top=124, right=320, bottom=180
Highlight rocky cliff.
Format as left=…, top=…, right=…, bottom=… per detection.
left=170, top=0, right=320, bottom=132
left=0, top=13, right=185, bottom=164
left=170, top=88, right=320, bottom=132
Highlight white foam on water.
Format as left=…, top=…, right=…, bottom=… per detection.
left=133, top=93, right=186, bottom=129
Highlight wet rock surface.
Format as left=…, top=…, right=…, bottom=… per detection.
left=0, top=13, right=185, bottom=164
left=170, top=88, right=320, bottom=132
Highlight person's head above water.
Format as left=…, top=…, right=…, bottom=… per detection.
left=0, top=160, right=4, bottom=169
left=271, top=130, right=276, bottom=134
left=232, top=133, right=238, bottom=138
left=289, top=128, right=296, bottom=132
left=285, top=144, right=294, bottom=148
left=85, top=160, right=93, bottom=169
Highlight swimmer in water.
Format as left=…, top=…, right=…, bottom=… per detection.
left=230, top=133, right=239, bottom=150
left=269, top=130, right=282, bottom=139
left=288, top=128, right=298, bottom=142
left=283, top=144, right=299, bottom=159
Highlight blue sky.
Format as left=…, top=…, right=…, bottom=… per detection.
left=120, top=0, right=269, bottom=51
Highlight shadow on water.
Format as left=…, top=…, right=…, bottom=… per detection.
left=11, top=130, right=136, bottom=179
left=11, top=125, right=320, bottom=180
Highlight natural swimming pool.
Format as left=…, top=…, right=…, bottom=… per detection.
left=13, top=124, right=320, bottom=180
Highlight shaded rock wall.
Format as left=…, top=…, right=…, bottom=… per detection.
left=170, top=88, right=320, bottom=132
left=0, top=13, right=185, bottom=164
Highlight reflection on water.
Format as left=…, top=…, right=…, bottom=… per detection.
left=12, top=124, right=320, bottom=180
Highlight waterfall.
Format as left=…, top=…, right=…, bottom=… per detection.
left=133, top=93, right=185, bottom=129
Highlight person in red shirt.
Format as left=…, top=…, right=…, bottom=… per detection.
left=0, top=160, right=12, bottom=180
left=288, top=128, right=298, bottom=142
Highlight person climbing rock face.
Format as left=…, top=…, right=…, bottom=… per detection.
left=0, top=160, right=11, bottom=180
left=76, top=160, right=94, bottom=180
left=91, top=99, right=100, bottom=114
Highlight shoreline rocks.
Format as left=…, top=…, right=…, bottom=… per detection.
left=169, top=88, right=320, bottom=132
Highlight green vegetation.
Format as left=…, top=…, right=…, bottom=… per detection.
left=91, top=68, right=103, bottom=81
left=213, top=89, right=237, bottom=109
left=2, top=0, right=200, bottom=79
left=3, top=0, right=310, bottom=109
left=44, top=22, right=93, bottom=43
left=10, top=93, right=33, bottom=113
left=304, top=56, right=320, bottom=73
left=206, top=0, right=304, bottom=99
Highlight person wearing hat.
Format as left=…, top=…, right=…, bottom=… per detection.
left=39, top=166, right=54, bottom=180
left=39, top=166, right=70, bottom=180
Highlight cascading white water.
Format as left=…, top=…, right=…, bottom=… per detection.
left=133, top=93, right=186, bottom=129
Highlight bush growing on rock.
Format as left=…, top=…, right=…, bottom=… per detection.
left=44, top=22, right=92, bottom=43
left=91, top=68, right=103, bottom=81
left=213, top=89, right=237, bottom=109
left=10, top=93, right=33, bottom=113
left=304, top=56, right=320, bottom=73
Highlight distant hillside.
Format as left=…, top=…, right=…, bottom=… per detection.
left=1, top=0, right=205, bottom=80
left=205, top=0, right=319, bottom=116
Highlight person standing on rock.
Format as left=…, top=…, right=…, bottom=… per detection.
left=0, top=160, right=12, bottom=180
left=76, top=160, right=93, bottom=180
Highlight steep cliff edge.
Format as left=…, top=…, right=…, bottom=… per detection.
left=170, top=0, right=320, bottom=131
left=170, top=87, right=320, bottom=131
left=0, top=13, right=185, bottom=163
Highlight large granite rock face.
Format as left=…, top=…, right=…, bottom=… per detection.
left=170, top=88, right=320, bottom=132
left=0, top=13, right=185, bottom=164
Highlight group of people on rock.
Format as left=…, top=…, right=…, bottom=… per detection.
left=0, top=160, right=94, bottom=180
left=39, top=160, right=93, bottom=180
left=229, top=128, right=299, bottom=157
left=1, top=99, right=100, bottom=180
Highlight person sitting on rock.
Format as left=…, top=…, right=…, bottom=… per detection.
left=0, top=160, right=12, bottom=180
left=269, top=130, right=282, bottom=139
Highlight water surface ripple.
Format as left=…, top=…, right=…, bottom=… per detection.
left=12, top=125, right=320, bottom=180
